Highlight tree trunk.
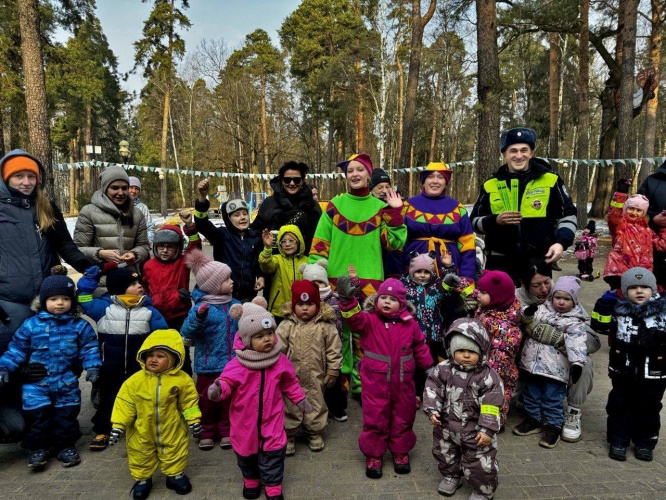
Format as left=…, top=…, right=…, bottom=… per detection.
left=548, top=32, right=560, bottom=158
left=396, top=53, right=405, bottom=162
left=575, top=0, right=590, bottom=227
left=160, top=83, right=170, bottom=216
left=615, top=0, right=639, bottom=161
left=1, top=106, right=11, bottom=154
left=260, top=74, right=270, bottom=176
left=17, top=0, right=52, bottom=192
left=476, top=0, right=501, bottom=191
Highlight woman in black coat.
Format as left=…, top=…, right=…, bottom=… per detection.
left=250, top=161, right=322, bottom=253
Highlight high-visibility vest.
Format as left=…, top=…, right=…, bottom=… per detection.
left=483, top=172, right=558, bottom=218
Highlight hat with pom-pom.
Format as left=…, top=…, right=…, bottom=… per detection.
left=186, top=249, right=231, bottom=295
left=230, top=297, right=276, bottom=348
left=300, top=259, right=329, bottom=286
left=476, top=270, right=516, bottom=309
left=409, top=251, right=435, bottom=280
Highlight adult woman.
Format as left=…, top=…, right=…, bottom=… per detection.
left=250, top=161, right=322, bottom=252
left=309, top=153, right=407, bottom=397
left=0, top=149, right=91, bottom=442
left=400, top=162, right=476, bottom=280
left=74, top=166, right=150, bottom=292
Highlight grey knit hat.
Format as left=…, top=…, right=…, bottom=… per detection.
left=99, top=165, right=130, bottom=193
left=448, top=333, right=481, bottom=356
left=621, top=267, right=657, bottom=297
left=300, top=259, right=329, bottom=286
left=225, top=199, right=249, bottom=215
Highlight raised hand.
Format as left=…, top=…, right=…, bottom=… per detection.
left=197, top=178, right=210, bottom=200
left=385, top=188, right=403, bottom=208
left=179, top=210, right=194, bottom=226
left=262, top=228, right=275, bottom=249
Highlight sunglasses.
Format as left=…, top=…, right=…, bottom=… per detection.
left=282, top=177, right=302, bottom=185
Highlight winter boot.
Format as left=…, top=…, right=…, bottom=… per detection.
left=198, top=438, right=215, bottom=450
left=608, top=444, right=627, bottom=461
left=561, top=405, right=582, bottom=442
left=437, top=476, right=462, bottom=496
left=365, top=456, right=383, bottom=479
left=27, top=449, right=48, bottom=470
left=285, top=438, right=296, bottom=456
left=635, top=447, right=654, bottom=461
left=166, top=474, right=192, bottom=495
left=392, top=452, right=410, bottom=474
left=131, top=478, right=153, bottom=500
left=539, top=424, right=561, bottom=448
left=220, top=436, right=232, bottom=449
left=308, top=434, right=325, bottom=451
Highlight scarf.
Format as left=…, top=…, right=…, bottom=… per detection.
left=234, top=340, right=283, bottom=370
left=319, top=285, right=332, bottom=300
left=116, top=294, right=143, bottom=308
left=201, top=292, right=233, bottom=305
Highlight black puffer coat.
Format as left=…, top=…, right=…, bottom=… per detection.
left=638, top=160, right=666, bottom=226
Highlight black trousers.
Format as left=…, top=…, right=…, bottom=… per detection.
left=23, top=404, right=81, bottom=452
left=324, top=375, right=347, bottom=417
left=606, top=376, right=666, bottom=449
left=92, top=369, right=127, bottom=435
left=236, top=446, right=286, bottom=486
left=577, top=258, right=594, bottom=276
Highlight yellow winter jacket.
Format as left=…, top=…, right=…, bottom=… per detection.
left=259, top=224, right=308, bottom=317
left=111, top=329, right=201, bottom=480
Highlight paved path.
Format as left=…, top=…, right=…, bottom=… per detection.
left=2, top=244, right=666, bottom=499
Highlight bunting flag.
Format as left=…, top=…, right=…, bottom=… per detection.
left=52, top=156, right=666, bottom=178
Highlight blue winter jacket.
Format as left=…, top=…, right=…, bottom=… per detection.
left=0, top=309, right=102, bottom=410
left=180, top=286, right=239, bottom=375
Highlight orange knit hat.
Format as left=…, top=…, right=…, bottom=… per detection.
left=2, top=156, right=40, bottom=182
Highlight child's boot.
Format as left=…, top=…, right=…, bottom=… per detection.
left=635, top=447, right=654, bottom=461
left=437, top=477, right=462, bottom=496
left=89, top=433, right=109, bottom=451
left=286, top=437, right=296, bottom=456
left=166, top=474, right=192, bottom=495
left=392, top=452, right=410, bottom=474
left=561, top=405, right=582, bottom=442
left=220, top=436, right=232, bottom=449
left=365, top=455, right=383, bottom=479
left=27, top=449, right=48, bottom=470
left=242, top=478, right=261, bottom=499
left=469, top=491, right=492, bottom=500
left=198, top=438, right=214, bottom=450
left=56, top=447, right=81, bottom=467
left=539, top=424, right=561, bottom=448
left=608, top=444, right=627, bottom=461
left=308, top=434, right=325, bottom=451
left=265, top=484, right=283, bottom=500
left=131, top=478, right=153, bottom=500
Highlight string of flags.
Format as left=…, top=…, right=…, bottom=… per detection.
left=53, top=156, right=666, bottom=179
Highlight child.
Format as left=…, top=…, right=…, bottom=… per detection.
left=260, top=224, right=308, bottom=319
left=422, top=318, right=504, bottom=499
left=77, top=265, right=168, bottom=451
left=337, top=276, right=433, bottom=478
left=180, top=249, right=240, bottom=450
left=194, top=182, right=265, bottom=301
left=110, top=329, right=202, bottom=499
left=516, top=276, right=587, bottom=448
left=207, top=298, right=312, bottom=500
left=604, top=193, right=666, bottom=289
left=277, top=280, right=342, bottom=454
left=0, top=275, right=101, bottom=469
left=473, top=270, right=523, bottom=428
left=575, top=220, right=598, bottom=281
left=606, top=267, right=666, bottom=461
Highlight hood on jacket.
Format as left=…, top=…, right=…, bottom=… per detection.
left=614, top=293, right=666, bottom=318
left=277, top=224, right=306, bottom=258
left=444, top=317, right=491, bottom=366
left=280, top=301, right=336, bottom=323
left=269, top=175, right=314, bottom=207
left=137, top=329, right=185, bottom=373
left=30, top=295, right=82, bottom=318
left=221, top=199, right=257, bottom=236
left=0, top=149, right=47, bottom=198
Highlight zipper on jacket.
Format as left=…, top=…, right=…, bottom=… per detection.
left=258, top=369, right=265, bottom=451
left=269, top=290, right=281, bottom=314
left=225, top=305, right=232, bottom=360
left=156, top=373, right=163, bottom=453
left=124, top=308, right=131, bottom=375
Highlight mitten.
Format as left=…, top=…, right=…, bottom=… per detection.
left=442, top=273, right=461, bottom=290
left=19, top=362, right=48, bottom=383
left=109, top=428, right=124, bottom=445
left=296, top=398, right=313, bottom=414
left=86, top=368, right=100, bottom=384
left=77, top=265, right=102, bottom=294
left=616, top=178, right=632, bottom=194
left=523, top=304, right=538, bottom=317
left=591, top=292, right=619, bottom=335
left=208, top=380, right=221, bottom=401
left=336, top=275, right=356, bottom=303
left=570, top=364, right=583, bottom=385
left=531, top=323, right=564, bottom=347
left=189, top=422, right=203, bottom=438
left=324, top=374, right=337, bottom=388
left=0, top=368, right=9, bottom=388
left=178, top=288, right=191, bottom=302
left=196, top=303, right=210, bottom=321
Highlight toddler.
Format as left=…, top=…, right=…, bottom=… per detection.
left=77, top=265, right=168, bottom=451
left=473, top=270, right=522, bottom=427
left=260, top=224, right=308, bottom=319
left=516, top=276, right=587, bottom=449
left=277, top=280, right=342, bottom=454
left=0, top=275, right=101, bottom=469
left=423, top=318, right=504, bottom=499
left=207, top=298, right=312, bottom=500
left=181, top=249, right=240, bottom=450
left=574, top=220, right=598, bottom=281
left=337, top=276, right=432, bottom=479
left=110, top=329, right=202, bottom=499
left=606, top=267, right=666, bottom=461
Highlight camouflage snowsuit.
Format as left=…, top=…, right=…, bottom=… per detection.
left=423, top=318, right=504, bottom=498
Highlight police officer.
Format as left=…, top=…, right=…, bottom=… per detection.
left=471, top=127, right=577, bottom=284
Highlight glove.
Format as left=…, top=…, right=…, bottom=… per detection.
left=189, top=422, right=203, bottom=438
left=616, top=178, right=632, bottom=194
left=86, top=368, right=100, bottom=384
left=77, top=265, right=102, bottom=294
left=570, top=364, right=583, bottom=385
left=109, top=428, right=124, bottom=445
left=19, top=362, right=48, bottom=383
left=208, top=380, right=221, bottom=401
left=531, top=323, right=565, bottom=347
left=296, top=398, right=313, bottom=414
left=178, top=288, right=191, bottom=302
left=523, top=304, right=538, bottom=317
left=443, top=273, right=461, bottom=288
left=336, top=275, right=356, bottom=303
left=196, top=303, right=210, bottom=321
left=324, top=374, right=337, bottom=388
left=0, top=369, right=9, bottom=388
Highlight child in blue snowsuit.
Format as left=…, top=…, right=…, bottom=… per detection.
left=0, top=275, right=101, bottom=469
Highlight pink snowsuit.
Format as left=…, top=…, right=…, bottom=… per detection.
left=215, top=335, right=306, bottom=456
left=340, top=295, right=433, bottom=458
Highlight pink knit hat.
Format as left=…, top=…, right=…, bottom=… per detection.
left=552, top=276, right=581, bottom=304
left=409, top=252, right=435, bottom=280
left=623, top=194, right=649, bottom=215
left=476, top=270, right=516, bottom=309
left=186, top=249, right=232, bottom=294
left=230, top=297, right=276, bottom=348
left=376, top=278, right=407, bottom=307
